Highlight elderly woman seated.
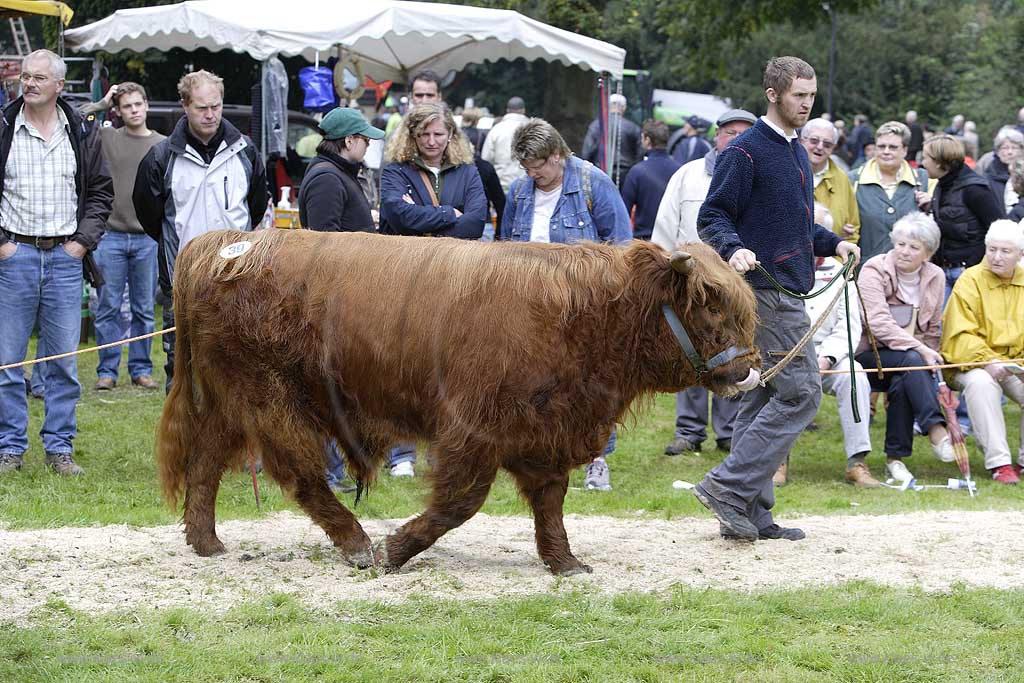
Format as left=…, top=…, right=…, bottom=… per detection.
left=941, top=219, right=1024, bottom=484
left=855, top=212, right=955, bottom=485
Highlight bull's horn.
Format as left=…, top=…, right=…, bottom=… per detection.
left=669, top=251, right=695, bottom=275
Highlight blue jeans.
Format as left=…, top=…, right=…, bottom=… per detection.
left=0, top=243, right=83, bottom=455
left=325, top=439, right=347, bottom=485
left=94, top=232, right=157, bottom=381
left=856, top=348, right=946, bottom=458
left=388, top=443, right=416, bottom=468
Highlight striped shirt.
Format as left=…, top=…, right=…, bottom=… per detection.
left=0, top=106, right=77, bottom=237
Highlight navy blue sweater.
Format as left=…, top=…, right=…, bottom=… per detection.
left=621, top=149, right=681, bottom=240
left=697, top=119, right=840, bottom=292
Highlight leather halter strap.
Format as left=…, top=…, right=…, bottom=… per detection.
left=662, top=304, right=750, bottom=380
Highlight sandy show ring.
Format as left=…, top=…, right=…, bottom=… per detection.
left=2, top=510, right=1021, bottom=623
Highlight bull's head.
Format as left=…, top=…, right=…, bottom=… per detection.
left=663, top=246, right=760, bottom=395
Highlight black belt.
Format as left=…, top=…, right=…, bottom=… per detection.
left=6, top=232, right=72, bottom=250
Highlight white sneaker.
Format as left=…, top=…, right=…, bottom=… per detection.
left=886, top=459, right=915, bottom=484
left=931, top=436, right=956, bottom=463
left=583, top=457, right=612, bottom=491
left=390, top=461, right=415, bottom=478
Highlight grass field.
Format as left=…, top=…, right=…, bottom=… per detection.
left=2, top=338, right=1023, bottom=682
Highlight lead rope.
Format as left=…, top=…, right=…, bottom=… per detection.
left=753, top=258, right=866, bottom=423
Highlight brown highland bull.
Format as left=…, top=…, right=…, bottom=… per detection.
left=158, top=229, right=758, bottom=575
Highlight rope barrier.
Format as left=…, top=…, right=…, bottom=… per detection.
left=0, top=327, right=175, bottom=372
left=820, top=357, right=1024, bottom=375
left=755, top=258, right=856, bottom=387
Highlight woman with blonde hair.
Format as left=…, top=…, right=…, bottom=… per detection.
left=378, top=102, right=486, bottom=477
left=380, top=102, right=486, bottom=240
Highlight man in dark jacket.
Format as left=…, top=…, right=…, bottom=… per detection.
left=620, top=119, right=680, bottom=240
left=0, top=50, right=113, bottom=476
left=133, top=69, right=268, bottom=392
left=694, top=56, right=859, bottom=542
left=581, top=94, right=642, bottom=189
left=667, top=115, right=712, bottom=165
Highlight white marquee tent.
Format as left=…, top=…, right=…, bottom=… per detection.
left=65, top=0, right=626, bottom=80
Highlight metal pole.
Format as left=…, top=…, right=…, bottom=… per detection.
left=826, top=2, right=837, bottom=118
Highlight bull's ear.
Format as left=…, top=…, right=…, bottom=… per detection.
left=669, top=251, right=695, bottom=275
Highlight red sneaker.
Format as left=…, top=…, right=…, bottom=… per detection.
left=991, top=465, right=1020, bottom=485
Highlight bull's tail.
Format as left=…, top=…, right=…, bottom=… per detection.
left=156, top=270, right=201, bottom=511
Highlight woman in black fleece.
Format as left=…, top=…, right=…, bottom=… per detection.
left=297, top=107, right=384, bottom=233
left=917, top=134, right=1005, bottom=299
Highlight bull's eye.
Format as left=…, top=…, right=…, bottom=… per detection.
left=708, top=306, right=722, bottom=316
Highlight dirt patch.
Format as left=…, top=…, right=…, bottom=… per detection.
left=2, top=510, right=1021, bottom=623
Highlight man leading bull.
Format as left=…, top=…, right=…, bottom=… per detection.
left=695, top=56, right=861, bottom=542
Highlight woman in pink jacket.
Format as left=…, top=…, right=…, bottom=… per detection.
left=855, top=212, right=955, bottom=485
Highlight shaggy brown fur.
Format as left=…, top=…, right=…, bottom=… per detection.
left=158, top=229, right=758, bottom=574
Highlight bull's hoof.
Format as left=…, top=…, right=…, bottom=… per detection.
left=548, top=560, right=593, bottom=576
left=372, top=539, right=400, bottom=573
left=189, top=537, right=226, bottom=557
left=341, top=546, right=374, bottom=569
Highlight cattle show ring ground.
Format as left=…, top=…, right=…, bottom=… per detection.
left=3, top=508, right=1024, bottom=620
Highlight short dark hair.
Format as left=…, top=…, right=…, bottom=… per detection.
left=113, top=82, right=147, bottom=107
left=409, top=69, right=442, bottom=92
left=316, top=137, right=349, bottom=157
left=763, top=56, right=815, bottom=96
left=641, top=119, right=669, bottom=149
left=507, top=96, right=526, bottom=113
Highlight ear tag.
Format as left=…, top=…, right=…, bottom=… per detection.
left=219, top=241, right=253, bottom=259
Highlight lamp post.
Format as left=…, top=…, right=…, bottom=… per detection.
left=823, top=2, right=837, bottom=118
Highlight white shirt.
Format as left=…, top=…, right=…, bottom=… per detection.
left=760, top=115, right=797, bottom=142
left=529, top=185, right=561, bottom=243
left=651, top=157, right=709, bottom=250
left=482, top=112, right=529, bottom=193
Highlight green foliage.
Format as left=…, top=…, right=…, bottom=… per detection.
left=4, top=584, right=1024, bottom=681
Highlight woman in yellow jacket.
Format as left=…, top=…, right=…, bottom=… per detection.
left=941, top=219, right=1024, bottom=484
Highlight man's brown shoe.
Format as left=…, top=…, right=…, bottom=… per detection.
left=0, top=453, right=24, bottom=473
left=772, top=462, right=788, bottom=487
left=94, top=377, right=116, bottom=391
left=845, top=462, right=881, bottom=488
left=45, top=452, right=85, bottom=476
left=132, top=375, right=159, bottom=389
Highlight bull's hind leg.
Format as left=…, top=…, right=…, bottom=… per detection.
left=183, top=413, right=242, bottom=556
left=251, top=414, right=374, bottom=568
left=375, top=451, right=498, bottom=572
left=508, top=467, right=592, bottom=576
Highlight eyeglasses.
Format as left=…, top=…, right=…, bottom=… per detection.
left=875, top=143, right=904, bottom=152
left=802, top=136, right=835, bottom=150
left=19, top=73, right=51, bottom=85
left=520, top=158, right=549, bottom=172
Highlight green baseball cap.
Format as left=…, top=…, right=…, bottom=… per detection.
left=319, top=107, right=385, bottom=141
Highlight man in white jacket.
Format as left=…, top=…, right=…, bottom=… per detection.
left=784, top=205, right=876, bottom=487
left=482, top=97, right=528, bottom=193
left=653, top=109, right=755, bottom=456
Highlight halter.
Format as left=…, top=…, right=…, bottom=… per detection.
left=662, top=304, right=751, bottom=381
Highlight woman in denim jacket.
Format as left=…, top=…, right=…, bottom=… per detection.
left=499, top=118, right=631, bottom=491
left=500, top=118, right=631, bottom=245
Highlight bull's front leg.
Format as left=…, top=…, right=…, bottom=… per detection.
left=374, top=452, right=498, bottom=572
left=509, top=468, right=592, bottom=575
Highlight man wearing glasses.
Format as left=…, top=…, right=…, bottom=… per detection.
left=800, top=117, right=860, bottom=243
left=0, top=50, right=113, bottom=476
